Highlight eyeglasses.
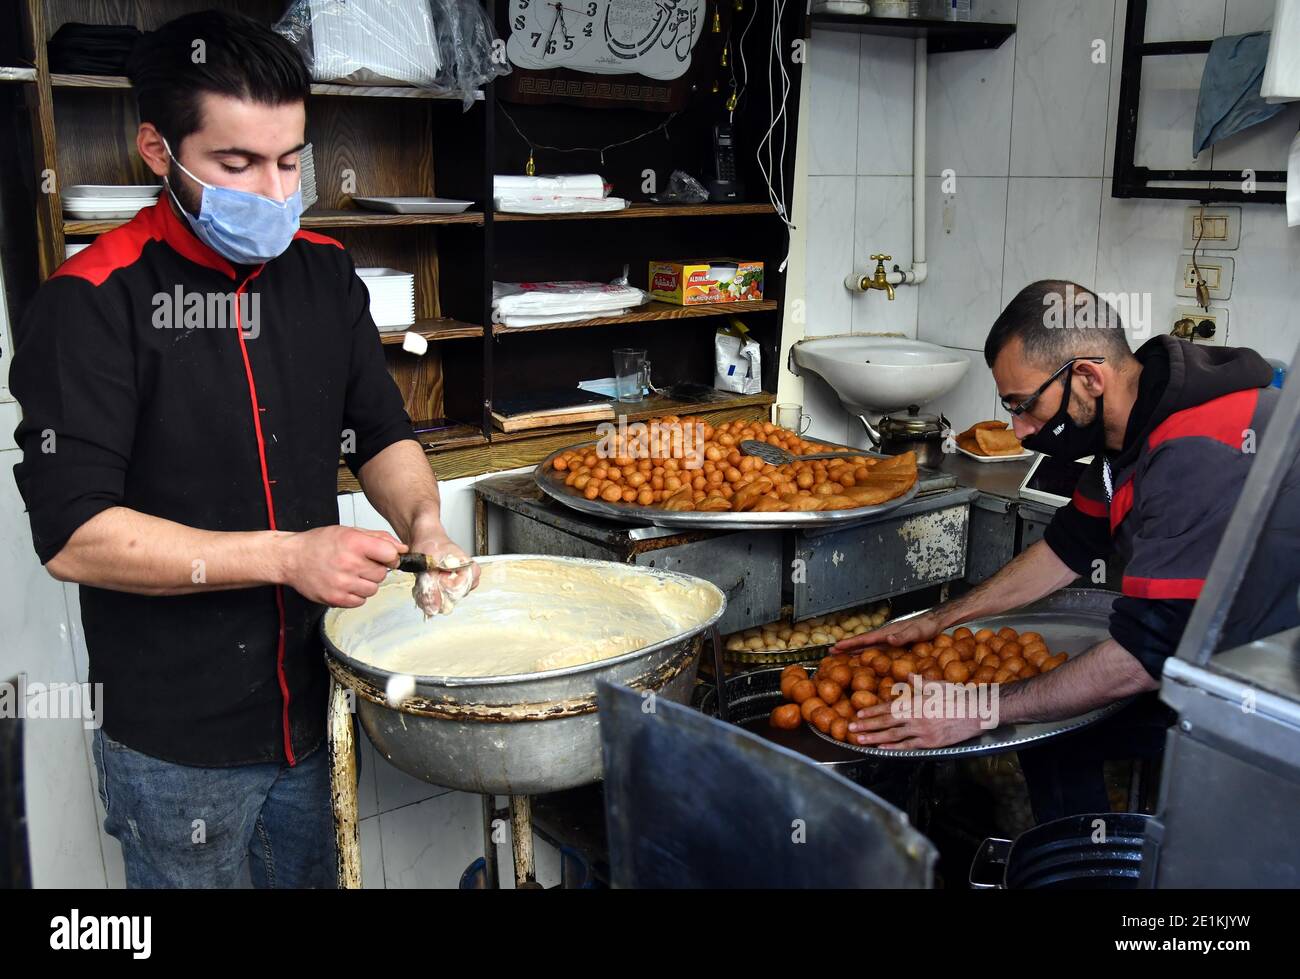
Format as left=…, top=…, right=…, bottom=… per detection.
left=1000, top=357, right=1105, bottom=416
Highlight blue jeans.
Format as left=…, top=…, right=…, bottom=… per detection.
left=92, top=728, right=337, bottom=888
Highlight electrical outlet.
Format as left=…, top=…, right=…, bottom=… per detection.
left=1175, top=254, right=1234, bottom=300
left=1172, top=305, right=1228, bottom=346
left=1182, top=206, right=1240, bottom=250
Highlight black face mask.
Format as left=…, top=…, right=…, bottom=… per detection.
left=1021, top=373, right=1104, bottom=460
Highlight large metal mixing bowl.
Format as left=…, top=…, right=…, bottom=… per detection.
left=322, top=555, right=725, bottom=796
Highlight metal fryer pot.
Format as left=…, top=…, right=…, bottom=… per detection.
left=322, top=555, right=725, bottom=796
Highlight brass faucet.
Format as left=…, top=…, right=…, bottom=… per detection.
left=857, top=254, right=896, bottom=301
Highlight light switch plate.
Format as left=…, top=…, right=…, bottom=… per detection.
left=1182, top=206, right=1241, bottom=250
left=1173, top=305, right=1228, bottom=346
left=1175, top=254, right=1234, bottom=300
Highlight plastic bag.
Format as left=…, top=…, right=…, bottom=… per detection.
left=715, top=319, right=761, bottom=395
left=649, top=170, right=710, bottom=205
left=275, top=0, right=509, bottom=110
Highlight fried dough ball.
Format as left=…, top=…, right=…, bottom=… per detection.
left=800, top=697, right=828, bottom=721
left=831, top=717, right=850, bottom=742
left=937, top=648, right=962, bottom=670
left=790, top=680, right=817, bottom=704
left=851, top=690, right=880, bottom=711
left=816, top=680, right=844, bottom=704
left=953, top=627, right=974, bottom=641
left=891, top=657, right=916, bottom=681
left=933, top=634, right=955, bottom=649
left=770, top=704, right=801, bottom=729
left=943, top=661, right=972, bottom=684
left=851, top=671, right=877, bottom=692
left=832, top=699, right=855, bottom=719
left=997, top=627, right=1019, bottom=641
left=1041, top=653, right=1068, bottom=672
left=828, top=665, right=853, bottom=688
left=811, top=707, right=836, bottom=734
left=974, top=628, right=995, bottom=643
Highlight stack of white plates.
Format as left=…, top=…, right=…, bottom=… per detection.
left=62, top=184, right=161, bottom=220
left=300, top=143, right=318, bottom=210
left=356, top=267, right=416, bottom=331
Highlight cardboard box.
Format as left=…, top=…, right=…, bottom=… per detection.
left=648, top=258, right=765, bottom=306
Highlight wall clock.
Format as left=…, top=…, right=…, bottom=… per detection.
left=501, top=0, right=710, bottom=109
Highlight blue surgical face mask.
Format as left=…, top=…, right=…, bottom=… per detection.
left=162, top=137, right=302, bottom=265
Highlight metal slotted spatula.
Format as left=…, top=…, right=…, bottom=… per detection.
left=739, top=440, right=866, bottom=466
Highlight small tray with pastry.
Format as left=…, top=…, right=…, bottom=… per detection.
left=954, top=419, right=1034, bottom=463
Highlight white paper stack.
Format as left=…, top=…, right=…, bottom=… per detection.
left=493, top=280, right=649, bottom=328
left=493, top=174, right=627, bottom=215
left=62, top=185, right=161, bottom=220
left=356, top=267, right=416, bottom=331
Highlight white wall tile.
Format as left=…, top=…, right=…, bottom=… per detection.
left=1224, top=0, right=1278, bottom=33
left=1210, top=103, right=1300, bottom=177
left=857, top=35, right=914, bottom=176
left=926, top=35, right=1016, bottom=177
left=808, top=29, right=862, bottom=176
left=356, top=726, right=380, bottom=820
left=805, top=175, right=859, bottom=336
left=0, top=400, right=18, bottom=452
left=0, top=461, right=106, bottom=887
left=1136, top=53, right=1209, bottom=171
left=379, top=789, right=485, bottom=888
left=1222, top=203, right=1300, bottom=360
left=1010, top=0, right=1117, bottom=177
left=1001, top=177, right=1104, bottom=302
left=1096, top=178, right=1189, bottom=349
left=924, top=351, right=1002, bottom=432
left=1143, top=0, right=1227, bottom=41
left=851, top=176, right=919, bottom=337
left=336, top=492, right=354, bottom=526
left=917, top=176, right=1010, bottom=349
left=360, top=814, right=385, bottom=889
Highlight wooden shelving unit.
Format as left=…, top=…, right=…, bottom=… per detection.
left=492, top=300, right=779, bottom=336
left=51, top=72, right=482, bottom=101
left=9, top=0, right=805, bottom=489
left=809, top=13, right=1015, bottom=53
left=379, top=319, right=483, bottom=345
left=494, top=202, right=776, bottom=222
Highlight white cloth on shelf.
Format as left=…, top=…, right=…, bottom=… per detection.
left=1262, top=0, right=1300, bottom=101
left=493, top=280, right=647, bottom=315
left=498, top=309, right=631, bottom=328
left=494, top=196, right=628, bottom=214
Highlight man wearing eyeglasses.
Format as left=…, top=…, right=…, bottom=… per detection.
left=840, top=279, right=1299, bottom=819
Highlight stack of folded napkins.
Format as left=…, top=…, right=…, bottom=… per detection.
left=493, top=280, right=649, bottom=327
left=493, top=174, right=627, bottom=214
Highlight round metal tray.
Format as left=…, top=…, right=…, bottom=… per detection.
left=807, top=589, right=1129, bottom=758
left=534, top=439, right=919, bottom=531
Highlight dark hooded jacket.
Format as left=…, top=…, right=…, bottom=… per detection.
left=1043, top=335, right=1299, bottom=677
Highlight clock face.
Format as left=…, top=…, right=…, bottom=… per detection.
left=506, top=0, right=706, bottom=81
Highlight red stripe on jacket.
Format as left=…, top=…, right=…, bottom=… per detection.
left=1072, top=490, right=1108, bottom=519
left=1122, top=576, right=1205, bottom=600
left=1147, top=388, right=1259, bottom=452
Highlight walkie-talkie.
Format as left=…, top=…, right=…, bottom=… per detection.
left=707, top=123, right=743, bottom=203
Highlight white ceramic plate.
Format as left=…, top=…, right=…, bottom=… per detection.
left=957, top=445, right=1035, bottom=464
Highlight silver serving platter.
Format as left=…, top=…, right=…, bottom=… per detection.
left=809, top=589, right=1129, bottom=758
left=534, top=439, right=919, bottom=531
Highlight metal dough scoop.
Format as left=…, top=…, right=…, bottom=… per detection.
left=739, top=439, right=867, bottom=466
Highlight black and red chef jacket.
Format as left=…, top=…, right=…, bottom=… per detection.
left=1043, top=335, right=1300, bottom=678
left=8, top=197, right=415, bottom=766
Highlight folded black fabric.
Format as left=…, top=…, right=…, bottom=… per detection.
left=48, top=23, right=143, bottom=75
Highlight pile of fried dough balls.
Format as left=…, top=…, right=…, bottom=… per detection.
left=724, top=603, right=891, bottom=654
left=546, top=416, right=917, bottom=512
left=768, top=625, right=1071, bottom=742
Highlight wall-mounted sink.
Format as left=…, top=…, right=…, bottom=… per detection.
left=789, top=334, right=970, bottom=414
